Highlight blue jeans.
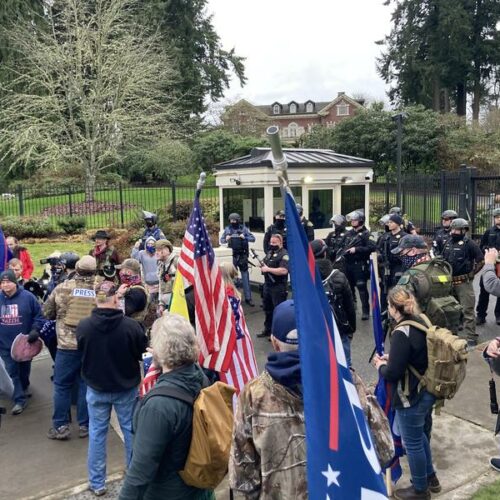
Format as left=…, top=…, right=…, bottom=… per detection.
left=341, top=335, right=352, bottom=368
left=396, top=391, right=436, bottom=491
left=240, top=269, right=252, bottom=301
left=53, top=349, right=88, bottom=428
left=86, top=386, right=137, bottom=490
left=0, top=348, right=31, bottom=406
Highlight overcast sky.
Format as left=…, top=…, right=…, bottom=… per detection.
left=206, top=0, right=393, bottom=107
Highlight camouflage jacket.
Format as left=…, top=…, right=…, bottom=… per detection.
left=229, top=371, right=307, bottom=499
left=43, top=275, right=97, bottom=350
left=157, top=254, right=178, bottom=304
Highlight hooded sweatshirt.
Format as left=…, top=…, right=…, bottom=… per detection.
left=265, top=351, right=302, bottom=397
left=77, top=308, right=147, bottom=392
left=0, top=286, right=44, bottom=351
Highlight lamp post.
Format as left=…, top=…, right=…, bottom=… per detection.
left=392, top=112, right=407, bottom=208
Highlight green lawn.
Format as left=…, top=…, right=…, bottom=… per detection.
left=471, top=478, right=500, bottom=499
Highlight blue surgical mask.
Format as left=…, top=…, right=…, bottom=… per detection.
left=146, top=245, right=155, bottom=254
left=401, top=254, right=420, bottom=269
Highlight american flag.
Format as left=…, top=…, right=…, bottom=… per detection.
left=139, top=365, right=161, bottom=397
left=177, top=193, right=236, bottom=373
left=219, top=292, right=258, bottom=394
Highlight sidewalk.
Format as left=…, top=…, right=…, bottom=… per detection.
left=1, top=292, right=499, bottom=499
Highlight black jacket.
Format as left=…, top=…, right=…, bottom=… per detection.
left=77, top=308, right=147, bottom=392
left=119, top=364, right=210, bottom=500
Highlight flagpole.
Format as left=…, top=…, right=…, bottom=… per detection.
left=196, top=171, right=206, bottom=198
left=266, top=126, right=292, bottom=197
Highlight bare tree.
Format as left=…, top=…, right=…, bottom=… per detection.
left=0, top=0, right=179, bottom=200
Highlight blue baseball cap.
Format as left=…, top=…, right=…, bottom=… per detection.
left=272, top=300, right=298, bottom=345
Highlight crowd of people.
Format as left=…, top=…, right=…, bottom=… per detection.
left=0, top=204, right=499, bottom=499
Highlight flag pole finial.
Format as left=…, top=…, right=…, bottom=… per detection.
left=266, top=126, right=290, bottom=190
left=196, top=172, right=207, bottom=197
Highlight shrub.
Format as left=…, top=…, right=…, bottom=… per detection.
left=57, top=216, right=86, bottom=235
left=2, top=216, right=56, bottom=239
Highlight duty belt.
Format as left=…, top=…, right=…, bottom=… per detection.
left=452, top=273, right=474, bottom=284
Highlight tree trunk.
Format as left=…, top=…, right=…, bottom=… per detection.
left=85, top=171, right=96, bottom=203
left=456, top=82, right=467, bottom=117
left=432, top=76, right=441, bottom=112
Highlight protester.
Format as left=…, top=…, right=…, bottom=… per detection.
left=43, top=255, right=97, bottom=440
left=155, top=240, right=177, bottom=313
left=119, top=313, right=213, bottom=500
left=6, top=236, right=33, bottom=280
left=483, top=337, right=500, bottom=471
left=483, top=248, right=500, bottom=296
left=0, top=356, right=14, bottom=400
left=372, top=286, right=440, bottom=500
left=58, top=252, right=80, bottom=282
left=77, top=280, right=147, bottom=497
left=90, top=230, right=121, bottom=280
left=131, top=236, right=159, bottom=301
left=230, top=299, right=306, bottom=499
left=138, top=211, right=165, bottom=251
left=8, top=258, right=24, bottom=285
left=115, top=259, right=149, bottom=322
left=0, top=270, right=44, bottom=415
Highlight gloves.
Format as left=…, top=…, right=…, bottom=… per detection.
left=27, top=330, right=39, bottom=344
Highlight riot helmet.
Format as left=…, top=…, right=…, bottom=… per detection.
left=441, top=210, right=458, bottom=220
left=450, top=218, right=469, bottom=231
left=310, top=239, right=327, bottom=258
left=378, top=214, right=390, bottom=227
left=389, top=206, right=402, bottom=215
left=330, top=214, right=346, bottom=227
left=346, top=210, right=365, bottom=224
left=142, top=210, right=157, bottom=227
left=493, top=208, right=500, bottom=218
left=59, top=252, right=80, bottom=270
left=228, top=213, right=241, bottom=223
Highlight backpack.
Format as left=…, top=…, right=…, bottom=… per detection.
left=322, top=270, right=354, bottom=336
left=398, top=314, right=468, bottom=402
left=138, top=380, right=236, bottom=490
left=398, top=258, right=463, bottom=334
left=351, top=370, right=394, bottom=468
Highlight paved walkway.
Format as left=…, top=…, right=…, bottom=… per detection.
left=1, top=280, right=499, bottom=499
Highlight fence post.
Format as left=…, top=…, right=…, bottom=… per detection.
left=17, top=185, right=24, bottom=216
left=440, top=170, right=447, bottom=214
left=171, top=181, right=177, bottom=222
left=458, top=163, right=474, bottom=220
left=119, top=182, right=125, bottom=228
left=68, top=186, right=73, bottom=217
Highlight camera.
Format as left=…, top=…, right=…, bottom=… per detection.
left=40, top=257, right=61, bottom=266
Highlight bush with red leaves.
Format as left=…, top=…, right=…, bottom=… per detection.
left=41, top=201, right=136, bottom=217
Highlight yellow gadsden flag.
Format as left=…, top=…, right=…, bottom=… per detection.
left=169, top=272, right=189, bottom=320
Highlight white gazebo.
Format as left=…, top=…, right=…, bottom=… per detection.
left=212, top=147, right=374, bottom=282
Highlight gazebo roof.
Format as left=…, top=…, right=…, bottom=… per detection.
left=214, top=148, right=374, bottom=170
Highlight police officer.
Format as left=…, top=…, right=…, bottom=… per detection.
left=311, top=239, right=355, bottom=366
left=432, top=210, right=458, bottom=256
left=296, top=204, right=315, bottom=241
left=220, top=213, right=256, bottom=306
left=476, top=208, right=500, bottom=325
left=257, top=234, right=289, bottom=338
left=43, top=255, right=98, bottom=440
left=263, top=210, right=287, bottom=253
left=138, top=211, right=165, bottom=250
left=325, top=214, right=347, bottom=266
left=377, top=214, right=407, bottom=302
left=341, top=210, right=376, bottom=320
left=389, top=206, right=417, bottom=234
left=442, top=218, right=484, bottom=345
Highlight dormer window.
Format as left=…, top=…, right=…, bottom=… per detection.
left=289, top=102, right=297, bottom=114
left=337, top=103, right=349, bottom=116
left=273, top=103, right=281, bottom=115
left=306, top=101, right=314, bottom=113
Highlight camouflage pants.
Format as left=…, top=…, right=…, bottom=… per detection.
left=453, top=281, right=476, bottom=341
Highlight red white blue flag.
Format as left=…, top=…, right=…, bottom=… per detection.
left=284, top=190, right=387, bottom=499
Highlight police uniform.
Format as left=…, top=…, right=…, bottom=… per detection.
left=476, top=225, right=500, bottom=323
left=325, top=226, right=347, bottom=266
left=263, top=223, right=287, bottom=253
left=300, top=216, right=315, bottom=242
left=220, top=223, right=256, bottom=303
left=377, top=229, right=407, bottom=302
left=260, top=248, right=289, bottom=335
left=140, top=226, right=165, bottom=250
left=442, top=236, right=483, bottom=341
left=341, top=226, right=376, bottom=318
left=432, top=227, right=451, bottom=256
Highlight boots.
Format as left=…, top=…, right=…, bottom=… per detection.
left=393, top=485, right=430, bottom=500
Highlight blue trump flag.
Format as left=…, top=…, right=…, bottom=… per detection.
left=284, top=191, right=387, bottom=500
left=370, top=256, right=404, bottom=483
left=0, top=227, right=11, bottom=272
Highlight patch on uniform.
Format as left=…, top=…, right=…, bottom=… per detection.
left=72, top=288, right=96, bottom=298
left=458, top=241, right=464, bottom=245
left=398, top=275, right=410, bottom=285
left=436, top=275, right=450, bottom=283
left=396, top=234, right=401, bottom=239
left=282, top=254, right=289, bottom=261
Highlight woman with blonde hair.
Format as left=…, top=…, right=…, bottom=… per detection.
left=372, top=286, right=439, bottom=500
left=220, top=262, right=239, bottom=298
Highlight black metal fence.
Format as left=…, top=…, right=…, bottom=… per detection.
left=0, top=182, right=219, bottom=230
left=372, top=166, right=500, bottom=238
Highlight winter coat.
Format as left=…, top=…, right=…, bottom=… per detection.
left=77, top=308, right=147, bottom=393
left=119, top=364, right=213, bottom=500
left=483, top=263, right=500, bottom=297
left=12, top=247, right=34, bottom=280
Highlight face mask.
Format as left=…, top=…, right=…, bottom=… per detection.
left=275, top=219, right=285, bottom=230
left=231, top=222, right=239, bottom=229
left=120, top=273, right=141, bottom=286
left=269, top=245, right=279, bottom=252
left=146, top=245, right=155, bottom=254
left=451, top=233, right=463, bottom=242
left=145, top=220, right=154, bottom=228
left=401, top=254, right=420, bottom=269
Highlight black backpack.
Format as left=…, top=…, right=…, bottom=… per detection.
left=322, top=269, right=354, bottom=336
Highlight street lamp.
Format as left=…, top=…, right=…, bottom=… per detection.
left=392, top=112, right=408, bottom=208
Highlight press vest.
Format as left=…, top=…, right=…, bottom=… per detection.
left=64, top=280, right=97, bottom=328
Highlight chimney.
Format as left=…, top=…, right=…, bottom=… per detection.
left=338, top=91, right=345, bottom=97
